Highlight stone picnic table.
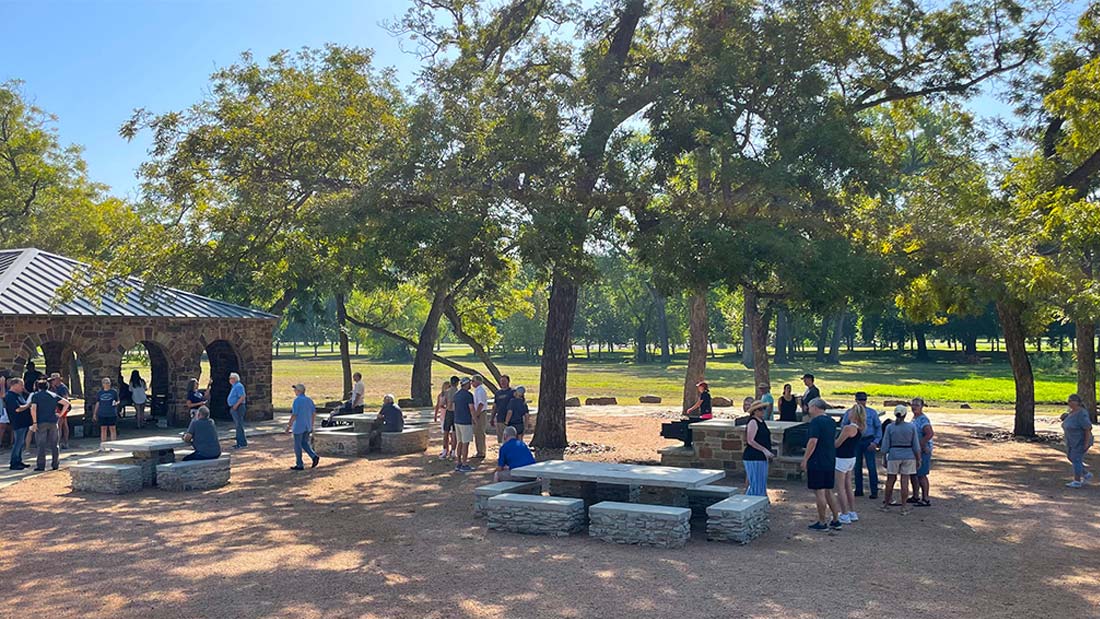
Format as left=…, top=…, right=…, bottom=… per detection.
left=101, top=436, right=189, bottom=487
left=330, top=412, right=432, bottom=432
left=508, top=460, right=725, bottom=507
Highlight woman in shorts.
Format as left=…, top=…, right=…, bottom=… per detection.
left=880, top=405, right=921, bottom=513
left=834, top=404, right=864, bottom=524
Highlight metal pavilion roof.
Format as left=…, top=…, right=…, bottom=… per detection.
left=0, top=248, right=277, bottom=319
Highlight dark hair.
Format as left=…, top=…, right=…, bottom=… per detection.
left=1069, top=394, right=1083, bottom=404
left=450, top=376, right=459, bottom=385
left=188, top=378, right=199, bottom=391
left=26, top=360, right=35, bottom=369
left=130, top=369, right=145, bottom=388
left=35, top=379, right=49, bottom=392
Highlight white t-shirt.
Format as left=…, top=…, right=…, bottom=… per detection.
left=473, top=385, right=489, bottom=414
left=351, top=380, right=366, bottom=407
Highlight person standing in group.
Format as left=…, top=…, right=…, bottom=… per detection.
left=227, top=372, right=247, bottom=448
left=909, top=397, right=934, bottom=505
left=346, top=371, right=366, bottom=413
left=186, top=378, right=207, bottom=418
left=757, top=383, right=775, bottom=420
left=880, top=405, right=921, bottom=513
left=842, top=392, right=882, bottom=499
left=742, top=400, right=774, bottom=497
left=182, top=406, right=221, bottom=461
left=834, top=404, right=865, bottom=524
left=22, top=360, right=41, bottom=390
left=116, top=374, right=132, bottom=418
left=491, top=374, right=515, bottom=444
left=471, top=375, right=490, bottom=459
left=778, top=384, right=798, bottom=422
left=801, top=398, right=842, bottom=531
left=0, top=377, right=10, bottom=451
left=92, top=377, right=120, bottom=449
left=505, top=386, right=531, bottom=440
left=30, top=379, right=69, bottom=471
left=800, top=374, right=820, bottom=418
left=48, top=373, right=71, bottom=448
left=452, top=377, right=475, bottom=472
left=5, top=379, right=30, bottom=470
left=128, top=370, right=148, bottom=429
left=434, top=379, right=454, bottom=459
left=286, top=383, right=320, bottom=470
left=1062, top=394, right=1094, bottom=488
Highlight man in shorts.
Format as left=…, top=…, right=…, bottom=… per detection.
left=801, top=398, right=842, bottom=531
left=909, top=397, right=934, bottom=506
left=452, top=377, right=475, bottom=472
left=440, top=376, right=458, bottom=459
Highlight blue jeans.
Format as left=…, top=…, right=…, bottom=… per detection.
left=1069, top=450, right=1086, bottom=478
left=10, top=427, right=28, bottom=467
left=854, top=437, right=878, bottom=495
left=230, top=405, right=247, bottom=447
left=294, top=431, right=318, bottom=467
left=744, top=460, right=769, bottom=496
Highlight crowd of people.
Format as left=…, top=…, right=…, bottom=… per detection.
left=433, top=374, right=530, bottom=474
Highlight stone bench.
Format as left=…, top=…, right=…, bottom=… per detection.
left=588, top=501, right=692, bottom=549
left=487, top=494, right=586, bottom=536
left=380, top=427, right=429, bottom=455
left=686, top=484, right=741, bottom=518
left=70, top=462, right=143, bottom=494
left=313, top=429, right=371, bottom=457
left=706, top=495, right=770, bottom=545
left=78, top=453, right=137, bottom=466
left=156, top=455, right=231, bottom=491
left=474, top=480, right=543, bottom=518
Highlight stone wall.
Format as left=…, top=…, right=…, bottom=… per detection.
left=486, top=495, right=586, bottom=536
left=659, top=420, right=804, bottom=480
left=0, top=315, right=275, bottom=427
left=706, top=495, right=770, bottom=544
left=588, top=502, right=691, bottom=548
left=156, top=455, right=231, bottom=491
left=313, top=429, right=372, bottom=457
left=380, top=428, right=429, bottom=455
left=70, top=463, right=143, bottom=494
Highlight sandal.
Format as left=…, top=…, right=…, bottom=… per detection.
left=916, top=500, right=931, bottom=507
left=885, top=502, right=902, bottom=507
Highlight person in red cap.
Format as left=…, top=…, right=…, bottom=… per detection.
left=683, top=381, right=712, bottom=420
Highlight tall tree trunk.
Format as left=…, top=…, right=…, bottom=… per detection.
left=634, top=320, right=649, bottom=363
left=410, top=287, right=449, bottom=406
left=774, top=307, right=790, bottom=365
left=914, top=325, right=930, bottom=361
left=962, top=333, right=978, bottom=357
left=827, top=311, right=844, bottom=364
left=745, top=289, right=771, bottom=390
left=682, top=291, right=708, bottom=410
left=815, top=318, right=829, bottom=362
left=1077, top=321, right=1098, bottom=423
left=532, top=274, right=579, bottom=449
left=741, top=297, right=754, bottom=368
left=997, top=300, right=1036, bottom=437
left=335, top=294, right=353, bottom=397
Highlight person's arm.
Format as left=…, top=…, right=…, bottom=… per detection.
left=92, top=399, right=99, bottom=421
left=468, top=401, right=476, bottom=420
left=683, top=400, right=700, bottom=416
left=310, top=406, right=316, bottom=430
left=745, top=420, right=774, bottom=459
left=183, top=432, right=194, bottom=443
left=59, top=398, right=71, bottom=415
left=801, top=437, right=817, bottom=470
left=234, top=391, right=246, bottom=410
left=872, top=413, right=883, bottom=446
left=835, top=425, right=856, bottom=448
left=911, top=431, right=921, bottom=460
left=921, top=425, right=934, bottom=453
left=881, top=428, right=892, bottom=453
left=505, top=404, right=514, bottom=426
left=285, top=413, right=296, bottom=434
left=30, top=401, right=38, bottom=428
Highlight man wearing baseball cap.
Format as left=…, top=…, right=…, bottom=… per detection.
left=451, top=377, right=476, bottom=472
left=756, top=383, right=774, bottom=420
left=843, top=391, right=882, bottom=499
left=286, top=383, right=320, bottom=470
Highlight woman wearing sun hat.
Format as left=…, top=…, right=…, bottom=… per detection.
left=742, top=400, right=775, bottom=496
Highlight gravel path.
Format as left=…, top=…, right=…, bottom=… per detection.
left=1, top=416, right=1097, bottom=619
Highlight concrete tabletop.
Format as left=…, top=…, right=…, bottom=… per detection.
left=508, top=459, right=724, bottom=488
left=101, top=436, right=188, bottom=453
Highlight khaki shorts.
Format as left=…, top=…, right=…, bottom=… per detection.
left=455, top=424, right=474, bottom=444
left=887, top=459, right=917, bottom=475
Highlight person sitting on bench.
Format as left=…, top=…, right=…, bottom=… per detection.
left=340, top=372, right=366, bottom=414
left=494, top=425, right=535, bottom=482
left=368, top=394, right=405, bottom=448
left=182, top=406, right=221, bottom=461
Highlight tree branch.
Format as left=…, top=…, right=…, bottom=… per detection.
left=344, top=312, right=489, bottom=378
left=442, top=301, right=501, bottom=392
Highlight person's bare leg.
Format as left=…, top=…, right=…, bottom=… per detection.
left=918, top=475, right=929, bottom=501
left=834, top=470, right=848, bottom=515
left=824, top=488, right=841, bottom=522
left=441, top=429, right=450, bottom=456
left=814, top=490, right=828, bottom=523
left=844, top=471, right=856, bottom=512
left=883, top=474, right=896, bottom=505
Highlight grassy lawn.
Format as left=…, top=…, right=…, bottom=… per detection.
left=255, top=345, right=1078, bottom=413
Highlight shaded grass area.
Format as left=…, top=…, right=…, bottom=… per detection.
left=263, top=347, right=1077, bottom=412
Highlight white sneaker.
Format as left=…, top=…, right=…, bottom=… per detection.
left=1066, top=481, right=1084, bottom=488
left=848, top=511, right=859, bottom=522
left=438, top=450, right=447, bottom=459
left=838, top=514, right=852, bottom=524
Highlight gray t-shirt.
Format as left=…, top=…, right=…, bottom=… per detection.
left=186, top=418, right=221, bottom=459
left=1063, top=410, right=1093, bottom=455
left=882, top=421, right=920, bottom=460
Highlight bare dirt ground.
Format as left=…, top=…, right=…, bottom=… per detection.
left=2, top=415, right=1098, bottom=619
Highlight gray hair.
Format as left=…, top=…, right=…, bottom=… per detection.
left=911, top=397, right=925, bottom=407
left=229, top=372, right=241, bottom=381
left=472, top=375, right=484, bottom=383
left=197, top=406, right=210, bottom=419
left=503, top=425, right=518, bottom=439
left=383, top=393, right=395, bottom=404
left=808, top=397, right=828, bottom=411
left=514, top=386, right=526, bottom=396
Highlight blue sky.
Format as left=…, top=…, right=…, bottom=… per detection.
left=1, top=0, right=420, bottom=198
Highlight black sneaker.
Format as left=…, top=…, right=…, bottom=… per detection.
left=33, top=467, right=45, bottom=472
left=906, top=497, right=920, bottom=504
left=868, top=494, right=878, bottom=500
left=311, top=455, right=320, bottom=469
left=807, top=522, right=829, bottom=531
left=829, top=520, right=843, bottom=530
left=289, top=465, right=304, bottom=471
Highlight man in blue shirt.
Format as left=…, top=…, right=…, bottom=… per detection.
left=842, top=392, right=883, bottom=499
left=801, top=398, right=842, bottom=531
left=285, top=383, right=319, bottom=470
left=93, top=377, right=120, bottom=450
left=5, top=379, right=30, bottom=470
left=227, top=372, right=247, bottom=448
left=452, top=377, right=475, bottom=473
left=494, top=426, right=536, bottom=482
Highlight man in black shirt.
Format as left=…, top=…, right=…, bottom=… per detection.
left=5, top=379, right=30, bottom=470
left=491, top=374, right=515, bottom=444
left=800, top=373, right=821, bottom=417
left=30, top=379, right=70, bottom=471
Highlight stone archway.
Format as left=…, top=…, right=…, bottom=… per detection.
left=203, top=339, right=241, bottom=420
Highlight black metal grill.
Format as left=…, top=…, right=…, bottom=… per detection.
left=782, top=422, right=812, bottom=457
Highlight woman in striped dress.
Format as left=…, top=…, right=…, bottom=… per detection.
left=742, top=400, right=775, bottom=496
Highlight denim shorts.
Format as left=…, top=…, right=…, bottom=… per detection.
left=917, top=452, right=932, bottom=476
left=98, top=416, right=117, bottom=427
